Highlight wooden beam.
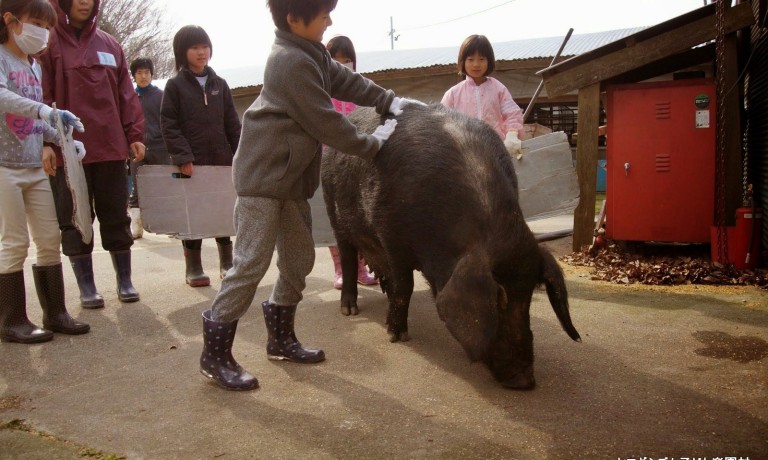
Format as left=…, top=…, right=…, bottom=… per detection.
left=540, top=1, right=755, bottom=97
left=517, top=95, right=579, bottom=105
left=601, top=44, right=715, bottom=87
left=721, top=31, right=743, bottom=225
left=537, top=3, right=720, bottom=75
left=573, top=83, right=601, bottom=252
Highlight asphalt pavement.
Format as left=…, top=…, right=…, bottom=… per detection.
left=1, top=215, right=767, bottom=459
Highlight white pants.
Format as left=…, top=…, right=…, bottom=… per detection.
left=0, top=166, right=61, bottom=273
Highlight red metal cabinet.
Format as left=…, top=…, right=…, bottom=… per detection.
left=605, top=79, right=716, bottom=243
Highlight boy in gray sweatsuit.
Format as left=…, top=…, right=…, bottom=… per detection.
left=199, top=0, right=414, bottom=391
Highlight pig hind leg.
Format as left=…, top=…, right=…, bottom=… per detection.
left=383, top=264, right=413, bottom=343
left=336, top=239, right=360, bottom=316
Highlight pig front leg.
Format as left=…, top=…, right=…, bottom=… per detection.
left=337, top=240, right=360, bottom=315
left=384, top=267, right=413, bottom=342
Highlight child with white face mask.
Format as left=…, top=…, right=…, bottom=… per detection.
left=324, top=35, right=378, bottom=289
left=0, top=0, right=90, bottom=344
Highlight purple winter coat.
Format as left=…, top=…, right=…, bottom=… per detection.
left=40, top=0, right=144, bottom=166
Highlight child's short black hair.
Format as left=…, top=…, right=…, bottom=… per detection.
left=172, top=25, right=213, bottom=72
left=0, top=0, right=56, bottom=44
left=457, top=34, right=496, bottom=78
left=267, top=0, right=338, bottom=32
left=129, top=58, right=154, bottom=78
left=326, top=35, right=356, bottom=69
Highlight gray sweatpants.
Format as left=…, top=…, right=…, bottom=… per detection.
left=209, top=196, right=315, bottom=322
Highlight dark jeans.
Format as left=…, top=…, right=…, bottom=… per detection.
left=182, top=238, right=232, bottom=250
left=50, top=160, right=133, bottom=256
left=128, top=147, right=171, bottom=208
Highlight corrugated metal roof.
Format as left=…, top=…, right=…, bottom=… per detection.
left=161, top=27, right=647, bottom=91
left=355, top=27, right=647, bottom=74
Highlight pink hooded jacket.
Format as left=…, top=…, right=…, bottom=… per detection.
left=441, top=76, right=524, bottom=140
left=332, top=99, right=356, bottom=116
left=40, top=0, right=144, bottom=165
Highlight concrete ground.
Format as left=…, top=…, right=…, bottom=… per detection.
left=1, top=216, right=767, bottom=459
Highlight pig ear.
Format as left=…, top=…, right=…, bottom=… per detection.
left=435, top=254, right=500, bottom=361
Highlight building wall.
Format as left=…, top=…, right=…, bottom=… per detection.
left=230, top=66, right=578, bottom=119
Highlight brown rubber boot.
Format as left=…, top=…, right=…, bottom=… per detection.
left=217, top=242, right=233, bottom=279
left=184, top=248, right=210, bottom=287
left=0, top=270, right=53, bottom=344
left=33, top=264, right=89, bottom=335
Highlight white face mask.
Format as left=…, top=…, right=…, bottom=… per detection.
left=14, top=22, right=50, bottom=56
left=341, top=61, right=354, bottom=71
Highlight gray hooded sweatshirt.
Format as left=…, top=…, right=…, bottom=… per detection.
left=233, top=29, right=395, bottom=200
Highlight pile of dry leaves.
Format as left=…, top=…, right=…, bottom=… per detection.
left=561, top=241, right=768, bottom=289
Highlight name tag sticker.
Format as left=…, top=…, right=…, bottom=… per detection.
left=695, top=110, right=710, bottom=128
left=97, top=52, right=117, bottom=67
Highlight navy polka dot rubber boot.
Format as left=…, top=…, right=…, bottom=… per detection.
left=261, top=301, right=325, bottom=363
left=199, top=310, right=258, bottom=391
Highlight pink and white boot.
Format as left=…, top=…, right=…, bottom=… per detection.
left=357, top=258, right=377, bottom=286
left=329, top=246, right=343, bottom=290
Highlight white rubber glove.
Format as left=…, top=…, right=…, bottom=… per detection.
left=371, top=119, right=398, bottom=150
left=504, top=130, right=522, bottom=157
left=38, top=104, right=85, bottom=133
left=74, top=140, right=86, bottom=161
left=388, top=97, right=426, bottom=116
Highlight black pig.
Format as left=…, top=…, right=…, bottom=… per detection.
left=321, top=104, right=580, bottom=389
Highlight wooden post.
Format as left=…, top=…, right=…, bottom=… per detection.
left=573, top=82, right=601, bottom=252
left=721, top=31, right=743, bottom=225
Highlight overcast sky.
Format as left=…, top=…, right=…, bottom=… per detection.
left=156, top=0, right=708, bottom=72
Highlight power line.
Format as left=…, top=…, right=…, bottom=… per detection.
left=398, top=1, right=518, bottom=32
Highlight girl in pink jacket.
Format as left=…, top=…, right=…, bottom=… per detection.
left=441, top=34, right=524, bottom=155
left=325, top=35, right=377, bottom=289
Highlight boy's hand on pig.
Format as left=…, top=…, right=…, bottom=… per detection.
left=372, top=119, right=398, bottom=150
left=388, top=97, right=426, bottom=116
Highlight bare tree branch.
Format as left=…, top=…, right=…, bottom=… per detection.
left=97, top=0, right=175, bottom=78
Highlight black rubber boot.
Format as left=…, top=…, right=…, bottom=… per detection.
left=261, top=301, right=325, bottom=363
left=184, top=248, right=210, bottom=287
left=69, top=254, right=104, bottom=309
left=110, top=250, right=139, bottom=302
left=199, top=310, right=259, bottom=391
left=217, top=242, right=233, bottom=279
left=0, top=270, right=53, bottom=344
left=33, top=264, right=89, bottom=335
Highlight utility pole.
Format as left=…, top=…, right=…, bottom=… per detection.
left=389, top=16, right=395, bottom=50
left=388, top=16, right=399, bottom=50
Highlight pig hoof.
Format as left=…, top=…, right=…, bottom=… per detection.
left=501, top=374, right=536, bottom=390
left=388, top=330, right=410, bottom=343
left=340, top=305, right=359, bottom=316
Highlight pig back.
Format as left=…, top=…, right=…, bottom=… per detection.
left=321, top=104, right=531, bottom=273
